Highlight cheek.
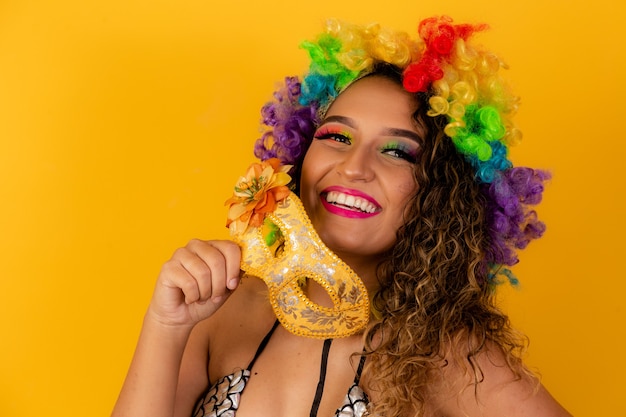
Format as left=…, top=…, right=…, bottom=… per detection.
left=398, top=179, right=417, bottom=195
left=393, top=171, right=418, bottom=204
left=391, top=173, right=418, bottom=224
left=299, top=144, right=330, bottom=193
left=299, top=154, right=315, bottom=195
left=299, top=150, right=324, bottom=211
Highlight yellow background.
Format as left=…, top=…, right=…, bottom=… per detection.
left=1, top=0, right=624, bottom=415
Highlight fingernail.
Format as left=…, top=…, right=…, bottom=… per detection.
left=212, top=296, right=224, bottom=304
left=228, top=278, right=239, bottom=290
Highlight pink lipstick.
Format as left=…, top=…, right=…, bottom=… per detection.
left=320, top=186, right=381, bottom=219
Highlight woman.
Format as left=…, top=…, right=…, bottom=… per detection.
left=112, top=16, right=572, bottom=417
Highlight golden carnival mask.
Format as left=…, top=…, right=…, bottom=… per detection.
left=225, top=159, right=370, bottom=339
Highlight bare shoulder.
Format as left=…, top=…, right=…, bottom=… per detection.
left=204, top=275, right=275, bottom=348
left=201, top=276, right=275, bottom=379
left=174, top=276, right=274, bottom=417
left=426, top=340, right=572, bottom=417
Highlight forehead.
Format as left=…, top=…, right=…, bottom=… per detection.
left=324, top=75, right=423, bottom=132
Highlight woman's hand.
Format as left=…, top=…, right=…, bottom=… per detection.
left=112, top=239, right=241, bottom=417
left=147, top=239, right=241, bottom=327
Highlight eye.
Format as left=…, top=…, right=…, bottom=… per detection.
left=380, top=143, right=418, bottom=163
left=313, top=127, right=352, bottom=145
left=314, top=132, right=352, bottom=144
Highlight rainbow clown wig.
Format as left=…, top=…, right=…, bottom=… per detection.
left=253, top=16, right=549, bottom=285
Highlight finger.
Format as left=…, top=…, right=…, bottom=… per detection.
left=206, top=240, right=242, bottom=290
left=186, top=240, right=231, bottom=301
left=175, top=244, right=218, bottom=303
left=160, top=256, right=202, bottom=305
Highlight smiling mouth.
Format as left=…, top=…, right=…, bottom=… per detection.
left=323, top=191, right=379, bottom=214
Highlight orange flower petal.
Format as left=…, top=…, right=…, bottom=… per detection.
left=272, top=185, right=291, bottom=202
left=266, top=158, right=282, bottom=170
left=256, top=192, right=277, bottom=214
left=225, top=159, right=294, bottom=235
left=249, top=212, right=265, bottom=228
left=227, top=204, right=249, bottom=220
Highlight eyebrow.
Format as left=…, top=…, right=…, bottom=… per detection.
left=321, top=115, right=424, bottom=145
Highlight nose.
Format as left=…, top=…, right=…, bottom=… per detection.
left=336, top=146, right=375, bottom=182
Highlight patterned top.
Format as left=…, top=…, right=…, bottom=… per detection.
left=192, top=321, right=369, bottom=417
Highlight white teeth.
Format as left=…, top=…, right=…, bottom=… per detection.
left=325, top=191, right=377, bottom=213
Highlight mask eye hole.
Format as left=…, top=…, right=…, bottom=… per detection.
left=263, top=219, right=285, bottom=258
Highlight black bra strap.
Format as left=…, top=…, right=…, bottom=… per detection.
left=353, top=353, right=366, bottom=385
left=247, top=319, right=280, bottom=370
left=309, top=338, right=333, bottom=417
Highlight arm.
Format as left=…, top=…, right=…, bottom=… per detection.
left=111, top=239, right=241, bottom=417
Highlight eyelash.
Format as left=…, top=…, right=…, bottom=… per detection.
left=314, top=129, right=352, bottom=144
left=380, top=143, right=417, bottom=163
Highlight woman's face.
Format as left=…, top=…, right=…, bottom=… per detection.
left=300, top=75, right=424, bottom=264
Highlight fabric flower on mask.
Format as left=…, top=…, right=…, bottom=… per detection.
left=225, top=158, right=292, bottom=234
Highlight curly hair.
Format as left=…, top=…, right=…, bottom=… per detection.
left=362, top=102, right=531, bottom=415
left=253, top=16, right=548, bottom=416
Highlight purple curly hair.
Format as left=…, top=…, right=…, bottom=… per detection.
left=254, top=77, right=318, bottom=167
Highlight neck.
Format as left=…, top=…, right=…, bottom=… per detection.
left=335, top=252, right=382, bottom=293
